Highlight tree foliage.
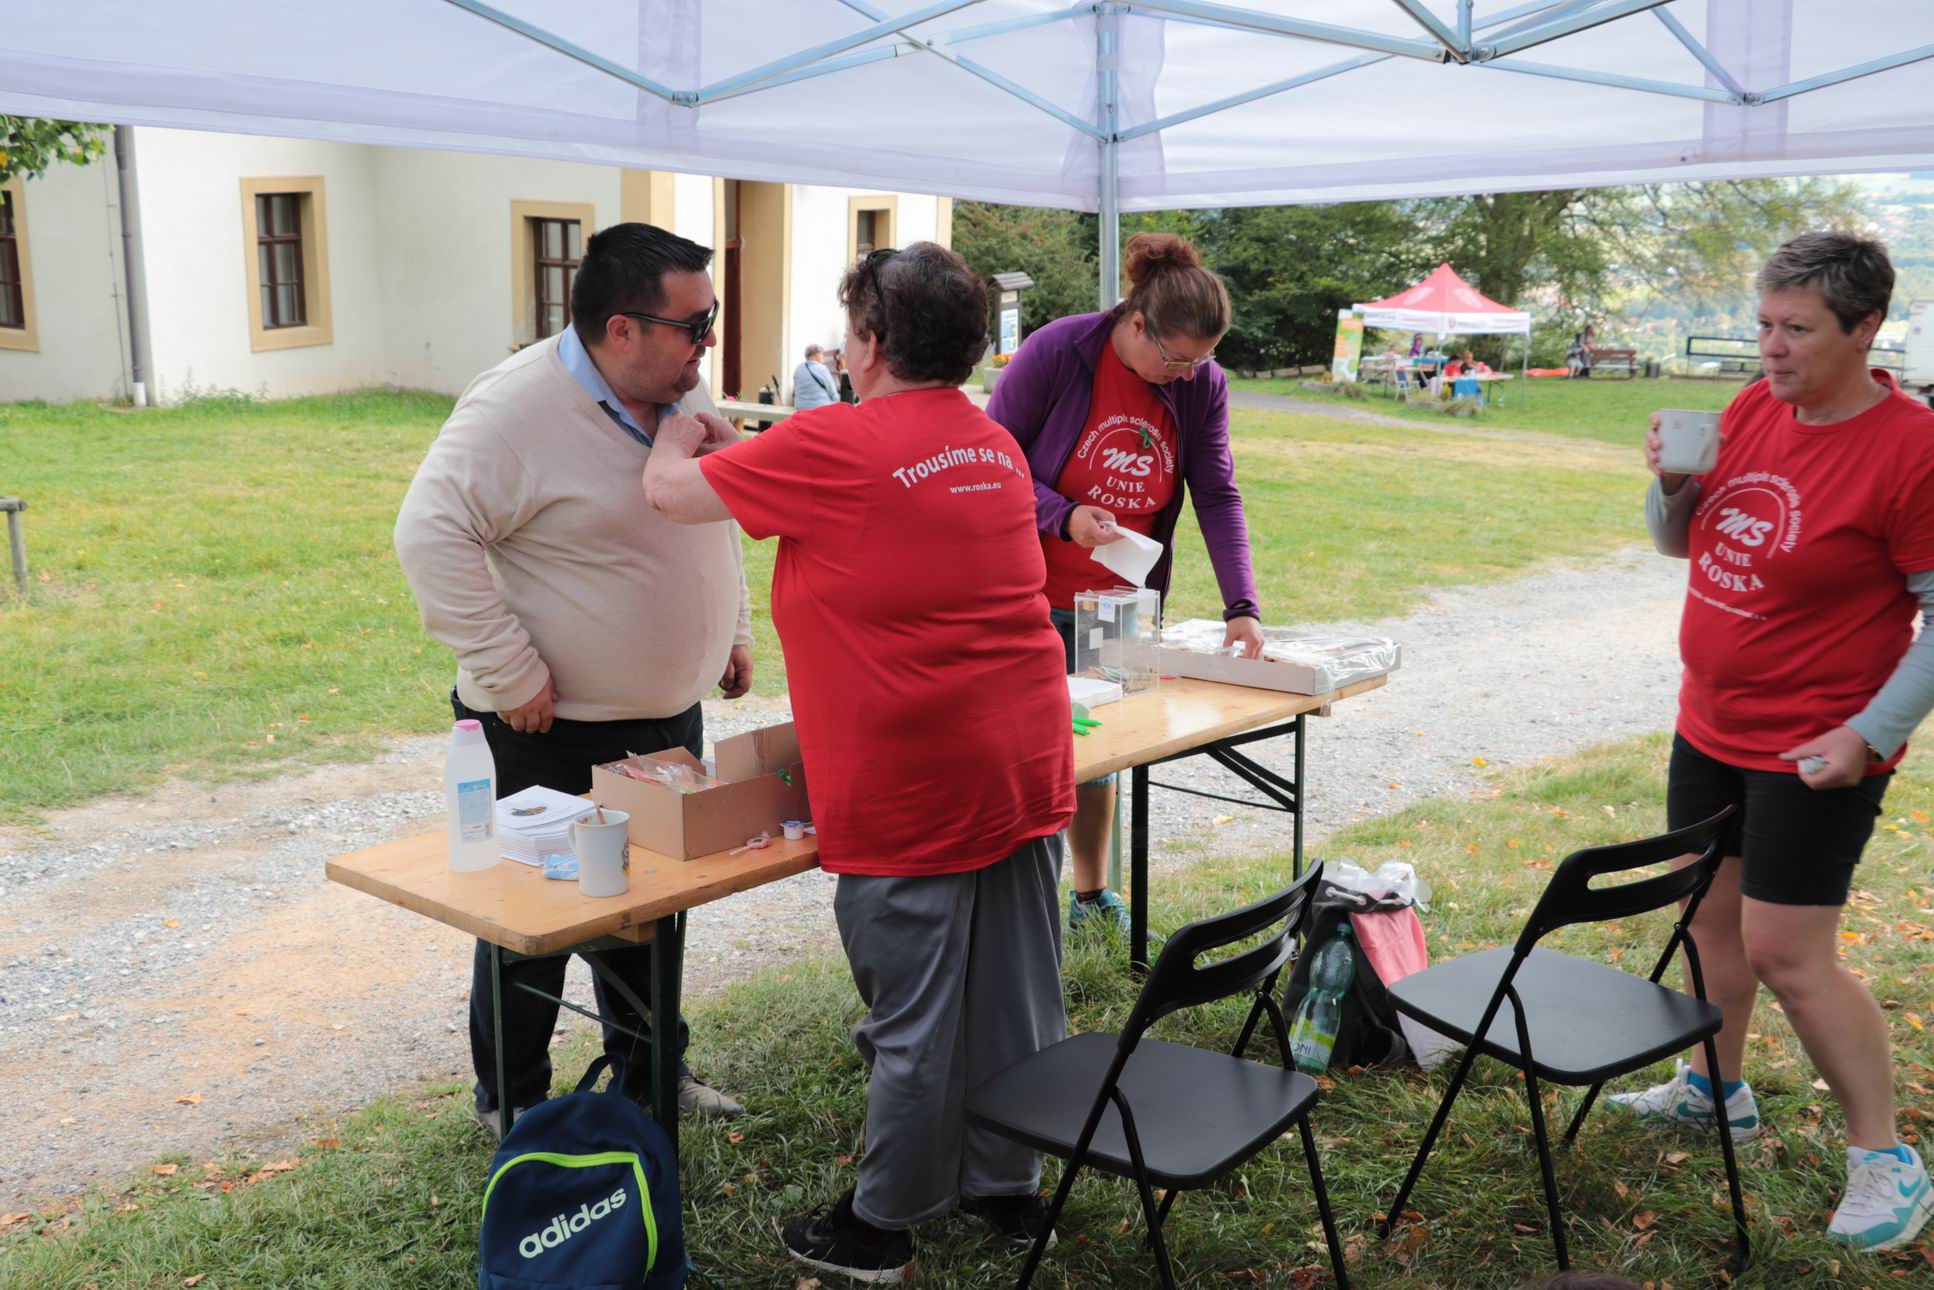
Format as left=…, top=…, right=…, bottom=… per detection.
left=0, top=116, right=111, bottom=184
left=954, top=177, right=1866, bottom=371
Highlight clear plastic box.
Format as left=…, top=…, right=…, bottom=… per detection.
left=1072, top=586, right=1161, bottom=697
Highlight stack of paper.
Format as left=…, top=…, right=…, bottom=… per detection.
left=494, top=786, right=599, bottom=867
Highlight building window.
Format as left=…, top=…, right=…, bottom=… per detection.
left=240, top=176, right=332, bottom=352
left=530, top=217, right=581, bottom=340
left=847, top=194, right=898, bottom=268
left=0, top=179, right=36, bottom=351
left=509, top=200, right=596, bottom=347
left=255, top=193, right=307, bottom=329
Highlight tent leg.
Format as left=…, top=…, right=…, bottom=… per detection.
left=1098, top=4, right=1122, bottom=309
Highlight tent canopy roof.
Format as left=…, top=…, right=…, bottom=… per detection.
left=5, top=2, right=1934, bottom=213
left=1354, top=263, right=1532, bottom=335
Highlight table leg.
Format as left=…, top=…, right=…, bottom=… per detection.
left=1294, top=715, right=1306, bottom=880
left=650, top=913, right=684, bottom=1155
left=1130, top=763, right=1150, bottom=974
left=490, top=942, right=511, bottom=1134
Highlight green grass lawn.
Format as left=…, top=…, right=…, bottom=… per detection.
left=6, top=736, right=1929, bottom=1286
left=1227, top=373, right=1743, bottom=448
left=0, top=390, right=1643, bottom=824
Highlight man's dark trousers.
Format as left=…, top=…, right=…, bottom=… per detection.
left=453, top=692, right=697, bottom=1112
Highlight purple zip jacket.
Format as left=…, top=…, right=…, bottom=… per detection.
left=986, top=310, right=1260, bottom=620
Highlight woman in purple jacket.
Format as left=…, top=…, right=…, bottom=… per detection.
left=988, top=232, right=1262, bottom=931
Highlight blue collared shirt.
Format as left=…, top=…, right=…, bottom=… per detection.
left=557, top=326, right=653, bottom=446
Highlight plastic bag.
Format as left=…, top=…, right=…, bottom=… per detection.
left=1326, top=859, right=1432, bottom=912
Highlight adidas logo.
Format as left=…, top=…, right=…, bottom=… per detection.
left=519, top=1187, right=628, bottom=1259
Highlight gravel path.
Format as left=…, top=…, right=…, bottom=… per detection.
left=0, top=547, right=1687, bottom=1208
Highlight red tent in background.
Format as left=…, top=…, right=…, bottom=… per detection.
left=1353, top=264, right=1531, bottom=336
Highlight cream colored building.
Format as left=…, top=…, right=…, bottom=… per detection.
left=0, top=128, right=951, bottom=406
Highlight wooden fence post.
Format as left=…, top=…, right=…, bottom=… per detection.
left=0, top=498, right=26, bottom=594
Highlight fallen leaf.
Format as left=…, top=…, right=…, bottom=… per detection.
left=51, top=1012, right=78, bottom=1022
left=175, top=1094, right=202, bottom=1106
left=1602, top=804, right=1617, bottom=817
left=314, top=1138, right=341, bottom=1149
left=1212, top=814, right=1234, bottom=826
left=153, top=1164, right=178, bottom=1177
left=1839, top=930, right=1861, bottom=943
left=1505, top=838, right=1521, bottom=849
left=793, top=1280, right=822, bottom=1290
left=1511, top=1221, right=1538, bottom=1234
left=1906, top=1013, right=1925, bottom=1032
left=1665, top=1151, right=1690, bottom=1165
left=1472, top=756, right=1487, bottom=767
left=58, top=1118, right=76, bottom=1127
left=163, top=919, right=179, bottom=929
left=1387, top=781, right=1402, bottom=789
left=184, top=1277, right=205, bottom=1287
left=0, top=1213, right=30, bottom=1229
left=726, top=1131, right=745, bottom=1144
left=1633, top=1210, right=1656, bottom=1230
left=255, top=1158, right=298, bottom=1174
left=1811, top=1078, right=1831, bottom=1091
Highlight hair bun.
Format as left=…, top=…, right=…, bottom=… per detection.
left=1122, top=232, right=1201, bottom=286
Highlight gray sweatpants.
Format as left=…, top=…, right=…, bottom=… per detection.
left=835, top=835, right=1066, bottom=1230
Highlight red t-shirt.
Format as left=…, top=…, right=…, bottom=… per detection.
left=1040, top=341, right=1180, bottom=607
left=1677, top=372, right=1934, bottom=772
left=699, top=389, right=1075, bottom=876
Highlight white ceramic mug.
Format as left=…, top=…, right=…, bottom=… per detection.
left=1657, top=408, right=1721, bottom=475
left=570, top=810, right=631, bottom=898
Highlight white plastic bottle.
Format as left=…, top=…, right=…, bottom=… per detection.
left=445, top=719, right=499, bottom=872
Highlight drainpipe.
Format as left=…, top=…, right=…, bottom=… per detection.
left=113, top=126, right=148, bottom=407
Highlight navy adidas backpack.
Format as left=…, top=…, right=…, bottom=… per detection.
left=478, top=1055, right=686, bottom=1289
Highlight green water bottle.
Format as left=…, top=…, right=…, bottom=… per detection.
left=1288, top=923, right=1355, bottom=1075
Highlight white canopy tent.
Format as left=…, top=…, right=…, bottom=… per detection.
left=5, top=1, right=1934, bottom=306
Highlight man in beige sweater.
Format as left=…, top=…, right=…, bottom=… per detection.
left=395, top=222, right=752, bottom=1135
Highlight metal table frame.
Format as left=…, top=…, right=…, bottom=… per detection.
left=1127, top=716, right=1306, bottom=972
left=487, top=912, right=687, bottom=1154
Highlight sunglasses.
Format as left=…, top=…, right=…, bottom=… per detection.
left=860, top=247, right=898, bottom=337
left=1149, top=329, right=1215, bottom=372
left=616, top=298, right=720, bottom=345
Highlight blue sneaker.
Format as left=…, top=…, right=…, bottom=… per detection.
left=1829, top=1144, right=1934, bottom=1252
left=1605, top=1059, right=1761, bottom=1143
left=1068, top=888, right=1131, bottom=934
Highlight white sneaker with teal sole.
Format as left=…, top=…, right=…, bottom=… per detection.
left=1605, top=1059, right=1761, bottom=1143
left=1829, top=1144, right=1934, bottom=1252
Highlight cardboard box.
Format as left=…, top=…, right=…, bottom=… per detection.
left=1156, top=635, right=1399, bottom=696
left=592, top=722, right=810, bottom=860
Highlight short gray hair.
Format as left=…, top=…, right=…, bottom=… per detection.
left=804, top=343, right=823, bottom=359
left=1755, top=231, right=1894, bottom=334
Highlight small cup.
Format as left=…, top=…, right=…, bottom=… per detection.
left=570, top=809, right=631, bottom=898
left=1656, top=408, right=1721, bottom=475
left=781, top=820, right=805, bottom=842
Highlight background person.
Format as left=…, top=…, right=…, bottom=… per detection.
left=791, top=342, right=839, bottom=411
left=394, top=221, right=753, bottom=1136
left=989, top=231, right=1261, bottom=933
left=1616, top=231, right=1934, bottom=1252
left=643, top=242, right=1075, bottom=1282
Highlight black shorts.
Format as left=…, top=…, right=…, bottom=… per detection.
left=1666, top=733, right=1891, bottom=907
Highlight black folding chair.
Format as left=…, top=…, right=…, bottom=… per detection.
left=964, top=863, right=1349, bottom=1289
left=1378, top=807, right=1746, bottom=1271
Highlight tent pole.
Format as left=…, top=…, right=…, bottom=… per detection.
left=1098, top=3, right=1122, bottom=308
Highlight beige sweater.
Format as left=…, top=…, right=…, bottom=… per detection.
left=395, top=336, right=752, bottom=721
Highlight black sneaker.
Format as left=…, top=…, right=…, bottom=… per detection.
left=960, top=1191, right=1059, bottom=1248
left=781, top=1188, right=914, bottom=1283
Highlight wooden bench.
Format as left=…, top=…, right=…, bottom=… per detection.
left=1587, top=347, right=1639, bottom=378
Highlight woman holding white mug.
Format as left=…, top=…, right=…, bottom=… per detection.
left=1617, top=231, right=1934, bottom=1251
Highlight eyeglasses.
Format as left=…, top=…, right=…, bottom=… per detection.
left=1149, top=330, right=1216, bottom=372
left=616, top=298, right=720, bottom=346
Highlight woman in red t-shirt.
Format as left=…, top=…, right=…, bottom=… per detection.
left=987, top=233, right=1262, bottom=932
left=1616, top=233, right=1934, bottom=1252
left=644, top=243, right=1076, bottom=1280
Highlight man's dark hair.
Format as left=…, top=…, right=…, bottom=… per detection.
left=570, top=222, right=713, bottom=348
left=837, top=242, right=989, bottom=386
